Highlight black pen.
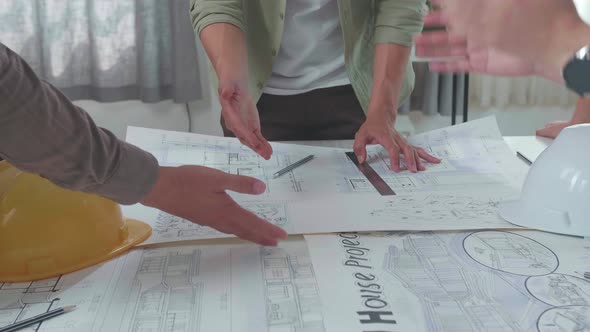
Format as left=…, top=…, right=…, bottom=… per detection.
left=516, top=151, right=532, bottom=166
left=273, top=155, right=314, bottom=178
left=0, top=306, right=76, bottom=332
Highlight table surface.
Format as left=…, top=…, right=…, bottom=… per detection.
left=143, top=135, right=552, bottom=249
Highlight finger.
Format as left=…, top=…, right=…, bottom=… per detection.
left=416, top=147, right=442, bottom=163
left=226, top=204, right=288, bottom=245
left=414, top=34, right=468, bottom=59
left=415, top=150, right=426, bottom=171
left=423, top=11, right=447, bottom=27
left=353, top=132, right=369, bottom=164
left=429, top=60, right=471, bottom=73
left=254, top=129, right=273, bottom=160
left=400, top=143, right=417, bottom=173
left=219, top=173, right=267, bottom=195
left=220, top=100, right=264, bottom=155
left=414, top=31, right=466, bottom=48
left=375, top=136, right=401, bottom=172
left=414, top=46, right=468, bottom=59
left=221, top=111, right=259, bottom=149
left=224, top=114, right=261, bottom=149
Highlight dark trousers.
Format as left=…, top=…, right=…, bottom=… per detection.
left=221, top=85, right=366, bottom=141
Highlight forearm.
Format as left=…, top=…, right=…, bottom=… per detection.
left=0, top=44, right=158, bottom=205
left=200, top=23, right=249, bottom=85
left=368, top=43, right=412, bottom=119
left=572, top=96, right=590, bottom=122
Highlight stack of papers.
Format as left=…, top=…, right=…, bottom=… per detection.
left=122, top=117, right=524, bottom=245
left=2, top=117, right=588, bottom=332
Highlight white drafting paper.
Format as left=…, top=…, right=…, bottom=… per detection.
left=0, top=257, right=127, bottom=331
left=0, top=239, right=325, bottom=332
left=124, top=117, right=524, bottom=245
left=305, top=231, right=590, bottom=332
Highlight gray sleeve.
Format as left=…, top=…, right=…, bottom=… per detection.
left=0, top=43, right=159, bottom=205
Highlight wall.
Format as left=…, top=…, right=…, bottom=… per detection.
left=75, top=100, right=190, bottom=139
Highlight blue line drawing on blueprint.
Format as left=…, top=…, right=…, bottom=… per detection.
left=526, top=274, right=590, bottom=307
left=0, top=260, right=124, bottom=332
left=260, top=247, right=325, bottom=332
left=370, top=194, right=504, bottom=222
left=0, top=278, right=62, bottom=331
left=152, top=202, right=292, bottom=241
left=110, top=249, right=204, bottom=332
left=160, top=135, right=306, bottom=191
left=381, top=231, right=590, bottom=332
left=537, top=305, right=590, bottom=331
left=383, top=233, right=530, bottom=331
left=464, top=231, right=559, bottom=276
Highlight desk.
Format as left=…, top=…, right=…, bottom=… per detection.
left=503, top=136, right=552, bottom=162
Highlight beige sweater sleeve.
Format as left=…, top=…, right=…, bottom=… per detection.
left=0, top=43, right=159, bottom=205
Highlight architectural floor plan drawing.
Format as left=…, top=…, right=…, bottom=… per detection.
left=96, top=240, right=324, bottom=332
left=305, top=230, right=590, bottom=332
left=369, top=192, right=509, bottom=222
left=126, top=117, right=522, bottom=200
left=0, top=277, right=62, bottom=331
left=123, top=118, right=526, bottom=244
left=123, top=200, right=294, bottom=245
left=0, top=240, right=324, bottom=332
left=0, top=256, right=129, bottom=332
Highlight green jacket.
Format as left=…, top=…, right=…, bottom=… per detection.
left=190, top=0, right=426, bottom=112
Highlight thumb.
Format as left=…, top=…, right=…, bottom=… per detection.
left=220, top=173, right=267, bottom=195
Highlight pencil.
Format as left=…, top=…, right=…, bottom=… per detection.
left=0, top=306, right=76, bottom=332
left=273, top=155, right=314, bottom=178
left=516, top=151, right=532, bottom=166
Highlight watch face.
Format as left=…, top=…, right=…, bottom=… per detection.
left=563, top=58, right=590, bottom=96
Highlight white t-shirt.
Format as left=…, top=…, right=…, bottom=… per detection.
left=263, top=0, right=350, bottom=96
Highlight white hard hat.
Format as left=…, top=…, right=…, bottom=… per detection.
left=499, top=124, right=590, bottom=237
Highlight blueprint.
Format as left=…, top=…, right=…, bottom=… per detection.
left=305, top=230, right=590, bottom=332
left=123, top=200, right=294, bottom=244
left=0, top=257, right=127, bottom=331
left=0, top=240, right=324, bottom=332
left=123, top=117, right=524, bottom=244
left=126, top=116, right=522, bottom=197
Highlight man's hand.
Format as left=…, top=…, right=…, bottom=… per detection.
left=353, top=112, right=440, bottom=173
left=416, top=0, right=588, bottom=79
left=536, top=121, right=576, bottom=139
left=141, top=165, right=288, bottom=246
left=537, top=97, right=590, bottom=139
left=414, top=27, right=564, bottom=82
left=219, top=81, right=273, bottom=160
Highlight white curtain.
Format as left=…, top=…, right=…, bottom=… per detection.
left=469, top=75, right=577, bottom=108
left=0, top=0, right=203, bottom=103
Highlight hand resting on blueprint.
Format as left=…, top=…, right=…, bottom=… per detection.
left=354, top=111, right=441, bottom=172
left=354, top=43, right=441, bottom=173
left=141, top=165, right=288, bottom=246
left=537, top=97, right=590, bottom=139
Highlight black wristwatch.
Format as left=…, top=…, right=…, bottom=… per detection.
left=563, top=46, right=590, bottom=96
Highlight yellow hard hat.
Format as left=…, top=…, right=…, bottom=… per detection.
left=0, top=162, right=151, bottom=282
